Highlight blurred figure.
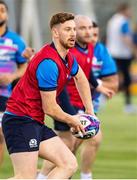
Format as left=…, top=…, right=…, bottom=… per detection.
left=133, top=22, right=137, bottom=58
left=78, top=22, right=118, bottom=180
left=107, top=3, right=136, bottom=113
left=0, top=0, right=27, bottom=167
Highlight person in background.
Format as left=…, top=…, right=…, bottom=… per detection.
left=77, top=21, right=118, bottom=179
left=133, top=22, right=137, bottom=58
left=107, top=3, right=136, bottom=113
left=0, top=0, right=27, bottom=167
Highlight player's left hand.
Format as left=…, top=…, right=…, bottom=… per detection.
left=22, top=47, right=35, bottom=60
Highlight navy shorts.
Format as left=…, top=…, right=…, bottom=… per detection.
left=2, top=114, right=57, bottom=154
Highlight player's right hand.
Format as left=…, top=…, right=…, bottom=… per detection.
left=69, top=115, right=85, bottom=136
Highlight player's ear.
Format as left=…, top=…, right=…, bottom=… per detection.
left=52, top=27, right=59, bottom=38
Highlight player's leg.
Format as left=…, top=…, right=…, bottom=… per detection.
left=0, top=96, right=8, bottom=167
left=80, top=129, right=102, bottom=179
left=10, top=151, right=38, bottom=179
left=0, top=125, right=4, bottom=167
left=121, top=60, right=134, bottom=111
left=2, top=114, right=45, bottom=178
left=39, top=136, right=78, bottom=179
left=37, top=123, right=76, bottom=179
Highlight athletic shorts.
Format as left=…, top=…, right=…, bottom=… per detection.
left=0, top=96, right=8, bottom=127
left=2, top=114, right=57, bottom=154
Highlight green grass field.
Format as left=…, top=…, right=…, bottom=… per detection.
left=0, top=93, right=137, bottom=179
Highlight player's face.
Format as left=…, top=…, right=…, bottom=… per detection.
left=0, top=4, right=8, bottom=27
left=57, top=20, right=76, bottom=49
left=91, top=27, right=99, bottom=46
left=76, top=18, right=93, bottom=44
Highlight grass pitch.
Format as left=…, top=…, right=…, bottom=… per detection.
left=0, top=93, right=137, bottom=179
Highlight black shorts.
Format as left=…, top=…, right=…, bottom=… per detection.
left=2, top=114, right=57, bottom=154
left=0, top=96, right=8, bottom=112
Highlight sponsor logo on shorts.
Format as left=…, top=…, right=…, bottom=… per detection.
left=29, top=139, right=38, bottom=148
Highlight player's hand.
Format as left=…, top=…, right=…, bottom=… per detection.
left=96, top=85, right=115, bottom=98
left=22, top=47, right=35, bottom=60
left=0, top=73, right=15, bottom=86
left=85, top=109, right=96, bottom=116
left=69, top=115, right=85, bottom=137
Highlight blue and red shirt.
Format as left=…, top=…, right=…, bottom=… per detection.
left=66, top=43, right=94, bottom=108
left=6, top=43, right=79, bottom=123
left=0, top=28, right=27, bottom=97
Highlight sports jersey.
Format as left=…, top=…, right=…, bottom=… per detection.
left=92, top=42, right=117, bottom=113
left=6, top=43, right=78, bottom=123
left=66, top=43, right=94, bottom=109
left=0, top=28, right=27, bottom=97
left=107, top=13, right=132, bottom=59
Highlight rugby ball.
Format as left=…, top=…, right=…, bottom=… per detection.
left=72, top=114, right=100, bottom=139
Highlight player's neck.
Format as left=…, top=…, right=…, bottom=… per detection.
left=76, top=41, right=87, bottom=49
left=54, top=41, right=68, bottom=60
left=0, top=24, right=7, bottom=36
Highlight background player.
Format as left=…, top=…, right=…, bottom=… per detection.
left=0, top=0, right=27, bottom=167
left=78, top=21, right=118, bottom=179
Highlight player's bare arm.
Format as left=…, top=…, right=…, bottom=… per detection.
left=40, top=90, right=85, bottom=134
left=101, top=74, right=119, bottom=93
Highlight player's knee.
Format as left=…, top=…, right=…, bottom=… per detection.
left=64, top=155, right=78, bottom=174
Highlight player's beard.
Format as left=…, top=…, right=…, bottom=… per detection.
left=59, top=38, right=75, bottom=50
left=0, top=20, right=6, bottom=27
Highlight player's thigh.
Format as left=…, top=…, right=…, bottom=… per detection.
left=39, top=136, right=77, bottom=167
left=10, top=151, right=38, bottom=177
left=85, top=129, right=102, bottom=146
left=56, top=130, right=76, bottom=151
left=0, top=127, right=4, bottom=144
left=0, top=111, right=5, bottom=145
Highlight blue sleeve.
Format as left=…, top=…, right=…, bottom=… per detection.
left=99, top=45, right=117, bottom=77
left=13, top=34, right=27, bottom=64
left=120, top=21, right=131, bottom=35
left=70, top=57, right=79, bottom=76
left=36, top=59, right=59, bottom=91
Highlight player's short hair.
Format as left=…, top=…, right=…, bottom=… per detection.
left=0, top=0, right=8, bottom=11
left=50, top=12, right=75, bottom=29
left=117, top=3, right=130, bottom=12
